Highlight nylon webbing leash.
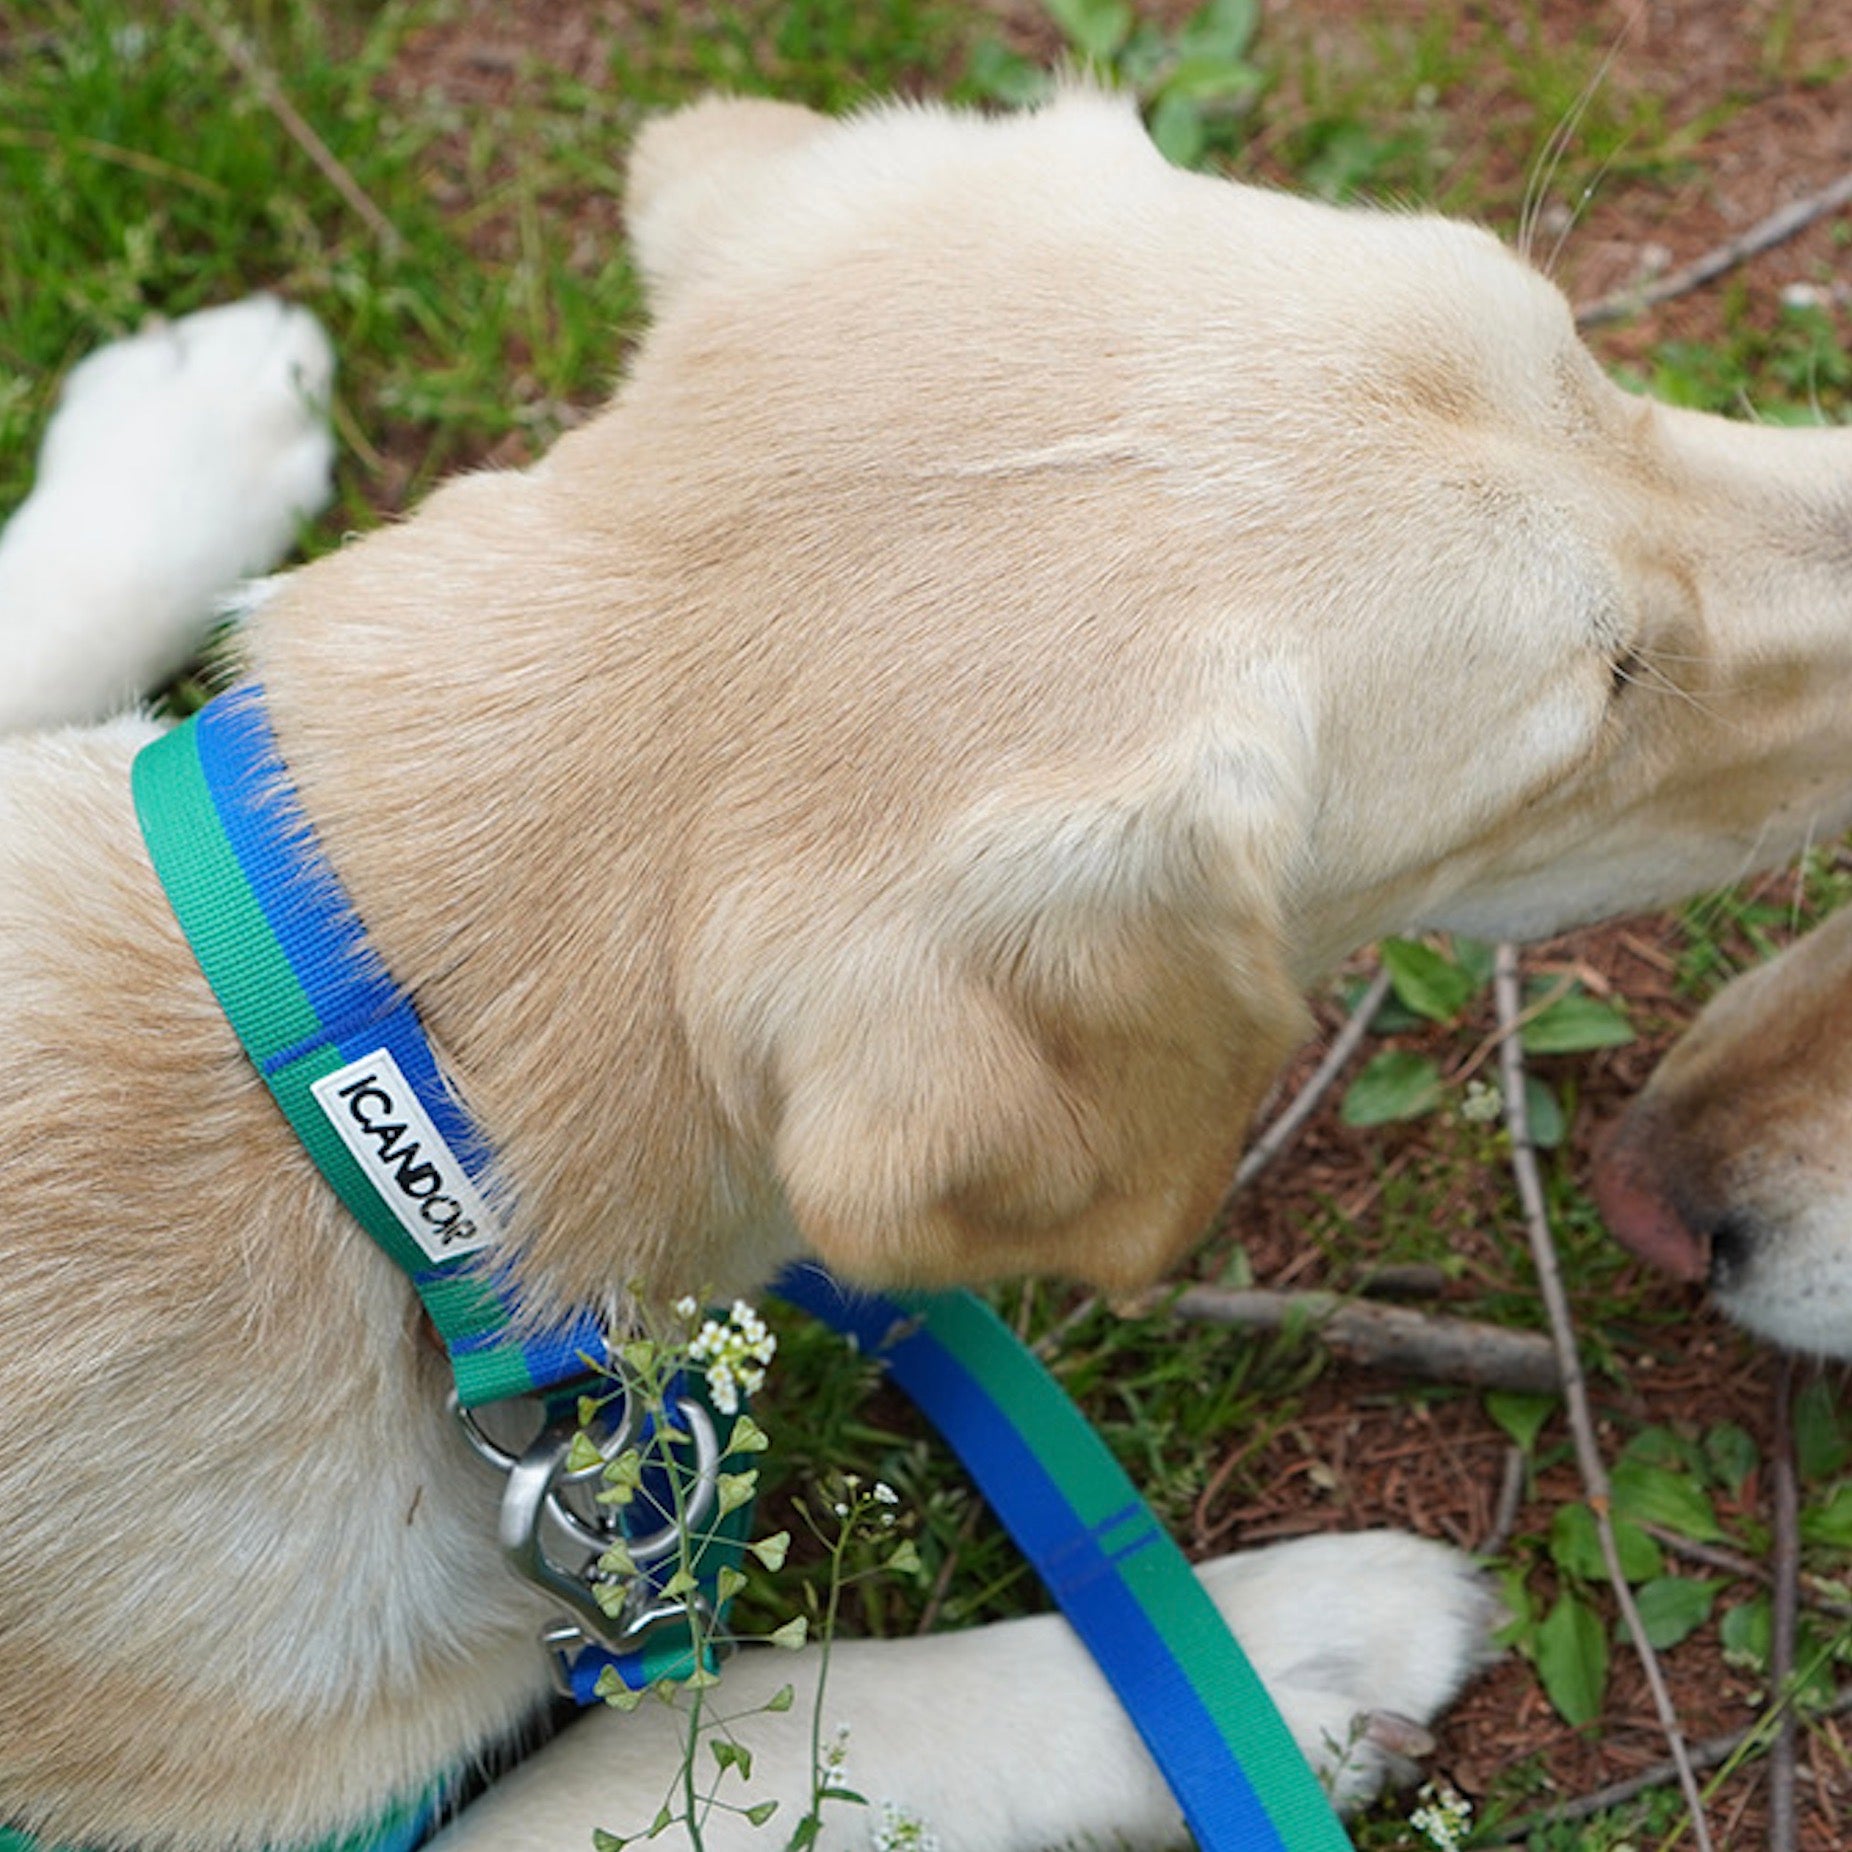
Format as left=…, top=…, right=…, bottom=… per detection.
left=131, top=684, right=1353, bottom=1851
left=775, top=1266, right=1352, bottom=1852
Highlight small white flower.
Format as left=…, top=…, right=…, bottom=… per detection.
left=871, top=1800, right=940, bottom=1851
left=672, top=1294, right=698, bottom=1320
left=1459, top=1078, right=1502, bottom=1124
left=1408, top=1780, right=1473, bottom=1852
left=872, top=1481, right=899, bottom=1506
left=687, top=1300, right=777, bottom=1414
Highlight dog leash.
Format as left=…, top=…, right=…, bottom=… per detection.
left=130, top=684, right=1353, bottom=1852
left=774, top=1265, right=1353, bottom=1851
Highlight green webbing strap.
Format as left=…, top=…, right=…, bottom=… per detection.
left=132, top=687, right=607, bottom=1407
left=775, top=1266, right=1355, bottom=1851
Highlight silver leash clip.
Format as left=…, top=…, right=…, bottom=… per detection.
left=453, top=1367, right=724, bottom=1693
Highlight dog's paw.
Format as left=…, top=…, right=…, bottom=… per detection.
left=0, top=295, right=335, bottom=729
left=1204, top=1530, right=1501, bottom=1813
left=41, top=292, right=335, bottom=515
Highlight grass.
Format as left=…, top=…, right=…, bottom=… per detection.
left=4, top=1, right=1851, bottom=1848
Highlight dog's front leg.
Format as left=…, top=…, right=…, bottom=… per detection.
left=428, top=1531, right=1494, bottom=1850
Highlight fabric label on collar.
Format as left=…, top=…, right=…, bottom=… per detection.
left=311, top=1047, right=501, bottom=1261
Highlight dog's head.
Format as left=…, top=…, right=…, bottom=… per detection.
left=292, top=94, right=1852, bottom=1303
left=1595, top=909, right=1852, bottom=1359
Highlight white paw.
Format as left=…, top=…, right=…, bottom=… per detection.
left=0, top=294, right=335, bottom=731
left=1204, top=1530, right=1501, bottom=1813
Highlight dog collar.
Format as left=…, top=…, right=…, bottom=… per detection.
left=131, top=684, right=749, bottom=1706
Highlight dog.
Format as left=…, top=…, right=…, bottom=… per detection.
left=10, top=89, right=1852, bottom=1852
left=1595, top=905, right=1852, bottom=1361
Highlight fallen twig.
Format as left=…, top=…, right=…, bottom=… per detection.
left=1638, top=1523, right=1852, bottom=1621
left=1159, top=1284, right=1562, bottom=1394
left=176, top=0, right=403, bottom=256
left=1770, top=1356, right=1799, bottom=1852
left=1480, top=1443, right=1528, bottom=1559
left=1482, top=1683, right=1852, bottom=1842
left=1231, top=965, right=1393, bottom=1190
left=1493, top=944, right=1715, bottom=1852
left=1575, top=164, right=1852, bottom=328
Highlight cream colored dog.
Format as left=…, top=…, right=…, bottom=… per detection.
left=8, top=90, right=1852, bottom=1852
left=1596, top=906, right=1852, bottom=1360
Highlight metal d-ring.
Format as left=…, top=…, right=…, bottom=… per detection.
left=476, top=1379, right=725, bottom=1653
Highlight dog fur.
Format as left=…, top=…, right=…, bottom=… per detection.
left=1595, top=904, right=1852, bottom=1360
left=9, top=90, right=1852, bottom=1850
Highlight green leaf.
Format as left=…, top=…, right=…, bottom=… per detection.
left=1147, top=91, right=1206, bottom=169
left=965, top=40, right=1048, bottom=108
left=1340, top=1049, right=1443, bottom=1126
left=1176, top=0, right=1260, bottom=62
left=1794, top=1377, right=1850, bottom=1480
left=716, top=1469, right=759, bottom=1517
left=565, top=1430, right=605, bottom=1473
left=1523, top=1074, right=1566, bottom=1149
left=1720, top=1595, right=1771, bottom=1671
left=1610, top=1458, right=1724, bottom=1543
left=1380, top=937, right=1478, bottom=1023
left=1800, top=1482, right=1852, bottom=1549
left=1625, top=1577, right=1718, bottom=1651
left=727, top=1412, right=772, bottom=1455
left=594, top=1666, right=643, bottom=1712
left=1493, top=1563, right=1536, bottom=1650
left=1158, top=55, right=1262, bottom=107
left=597, top=1538, right=638, bottom=1579
left=1485, top=1390, right=1556, bottom=1456
left=1550, top=1503, right=1662, bottom=1584
left=1536, top=1590, right=1608, bottom=1728
left=1703, top=1422, right=1759, bottom=1496
left=1522, top=992, right=1634, bottom=1055
left=1452, top=937, right=1498, bottom=987
left=1043, top=0, right=1133, bottom=62
left=749, top=1529, right=791, bottom=1572
left=711, top=1739, right=753, bottom=1781
left=1623, top=1426, right=1701, bottom=1472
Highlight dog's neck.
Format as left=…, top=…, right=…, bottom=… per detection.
left=245, top=448, right=805, bottom=1316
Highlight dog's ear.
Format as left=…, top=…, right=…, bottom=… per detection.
left=746, top=724, right=1313, bottom=1294
left=626, top=97, right=832, bottom=309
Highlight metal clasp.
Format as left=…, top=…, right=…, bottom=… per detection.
left=453, top=1369, right=724, bottom=1692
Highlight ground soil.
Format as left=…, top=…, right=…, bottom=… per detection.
left=383, top=4, right=1852, bottom=1843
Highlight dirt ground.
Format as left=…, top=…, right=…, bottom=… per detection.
left=387, top=2, right=1852, bottom=1842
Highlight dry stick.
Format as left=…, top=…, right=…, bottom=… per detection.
left=1232, top=965, right=1393, bottom=1190
left=1162, top=1285, right=1562, bottom=1395
left=175, top=0, right=403, bottom=257
left=1575, top=164, right=1852, bottom=328
left=1639, top=1523, right=1852, bottom=1621
left=1492, top=944, right=1716, bottom=1852
left=1769, top=1356, right=1800, bottom=1852
left=1480, top=1443, right=1529, bottom=1560
left=1483, top=1684, right=1852, bottom=1844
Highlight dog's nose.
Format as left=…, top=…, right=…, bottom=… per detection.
left=1590, top=1114, right=1712, bottom=1282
